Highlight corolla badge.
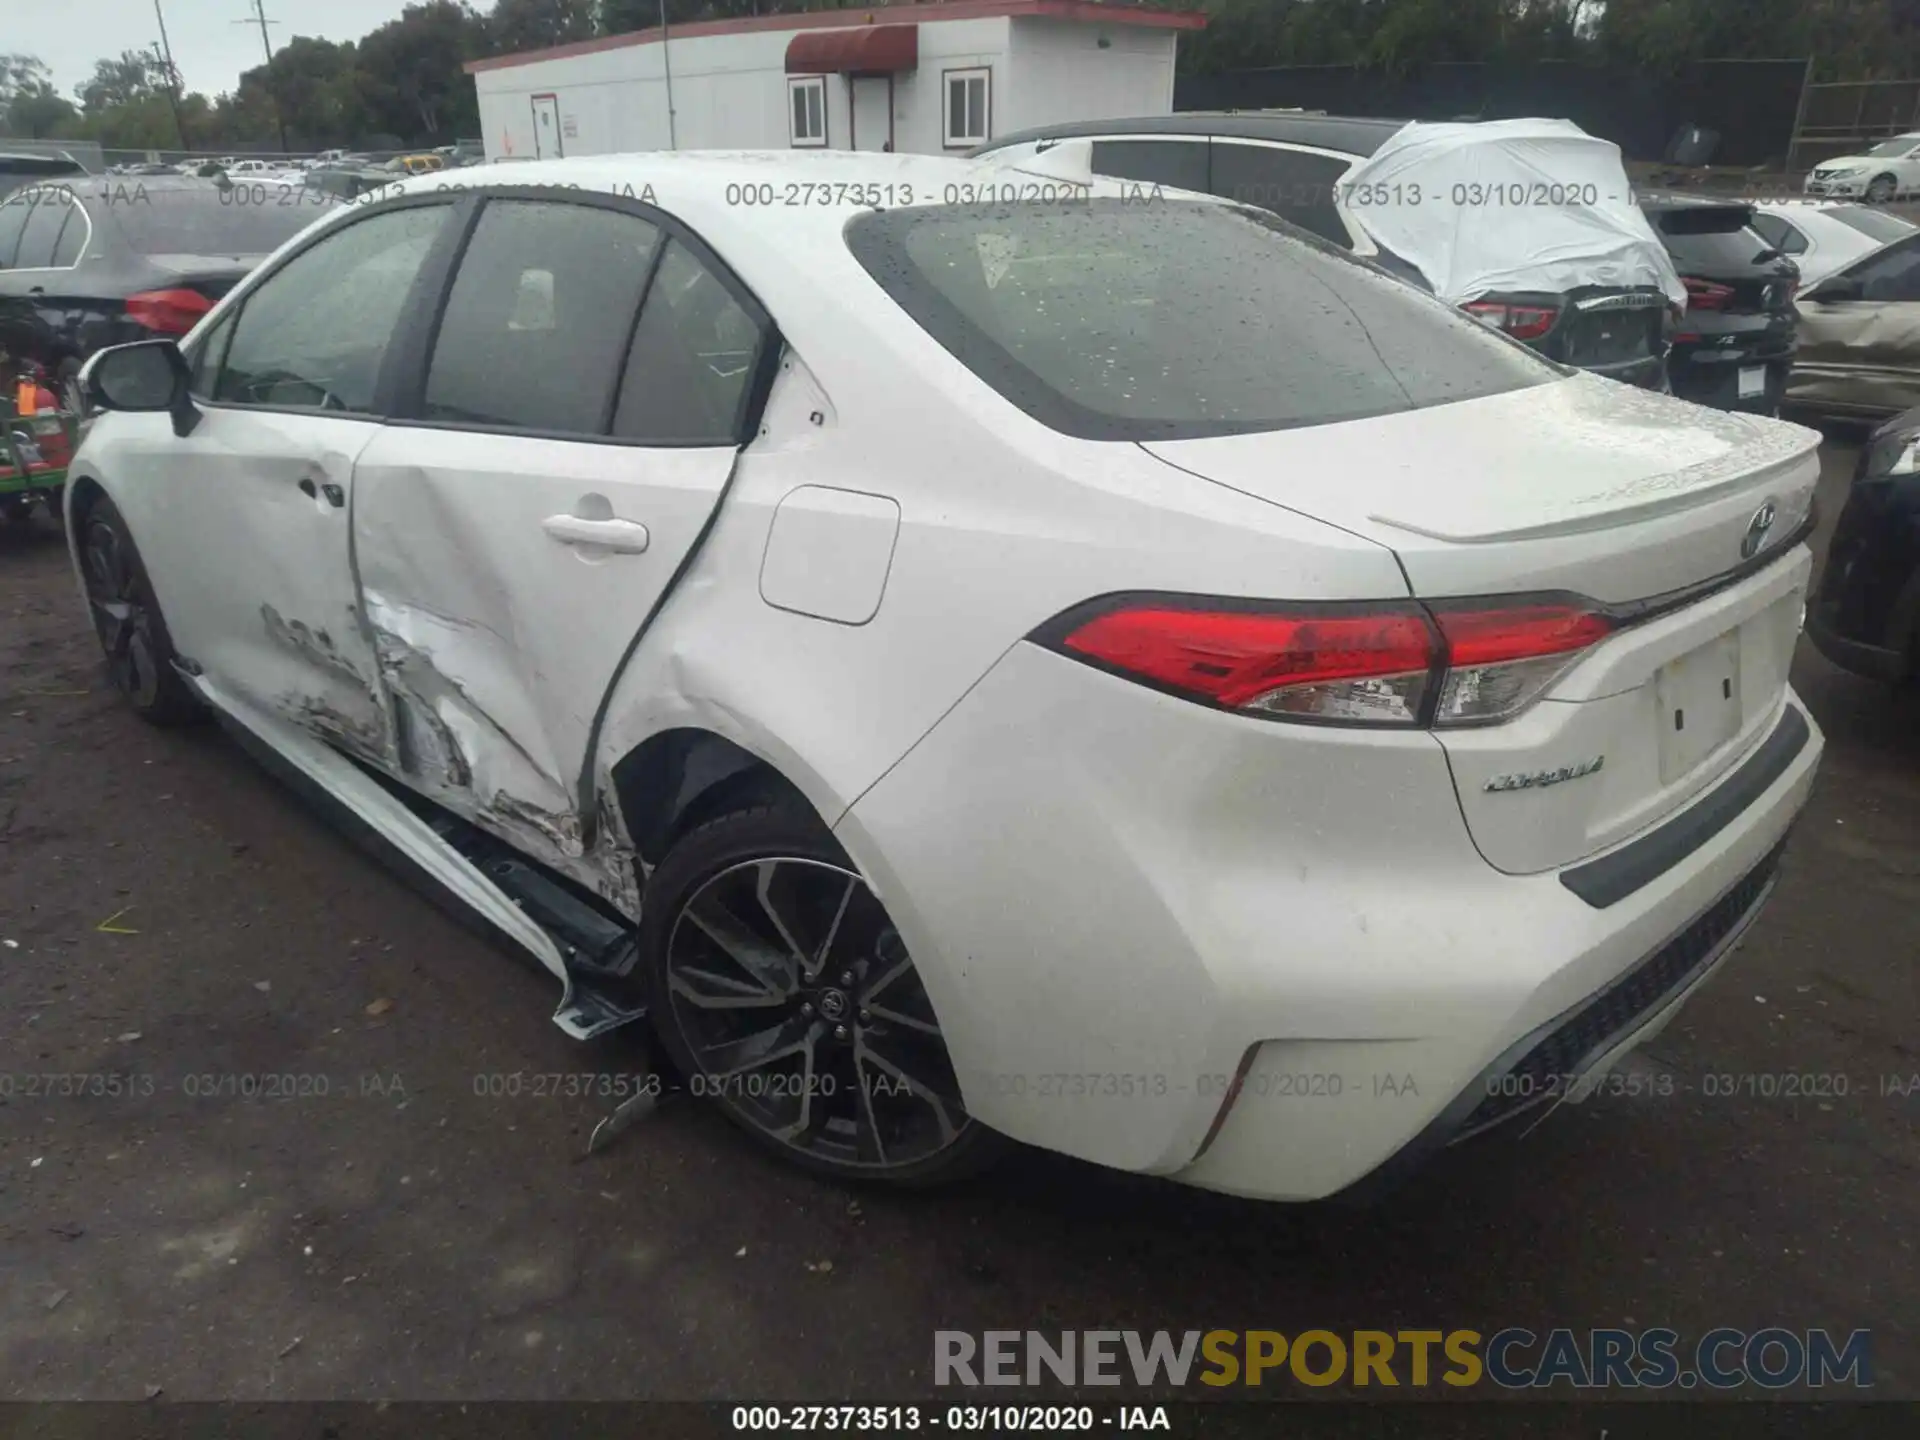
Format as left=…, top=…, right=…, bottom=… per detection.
left=1484, top=756, right=1605, bottom=793
left=1742, top=500, right=1778, bottom=560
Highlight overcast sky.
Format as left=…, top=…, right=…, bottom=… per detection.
left=37, top=1, right=412, bottom=99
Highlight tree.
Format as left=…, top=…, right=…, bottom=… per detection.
left=488, top=0, right=597, bottom=54
left=77, top=50, right=170, bottom=112
left=1, top=55, right=80, bottom=138
left=355, top=2, right=489, bottom=141
left=237, top=36, right=369, bottom=147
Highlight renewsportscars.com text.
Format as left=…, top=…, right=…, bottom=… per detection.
left=934, top=1328, right=1872, bottom=1390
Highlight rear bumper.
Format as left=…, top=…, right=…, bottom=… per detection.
left=838, top=633, right=1823, bottom=1202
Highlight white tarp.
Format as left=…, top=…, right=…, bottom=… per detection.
left=1341, top=118, right=1685, bottom=309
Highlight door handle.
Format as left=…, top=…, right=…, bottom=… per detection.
left=298, top=478, right=317, bottom=497
left=298, top=478, right=345, bottom=508
left=541, top=514, right=650, bottom=553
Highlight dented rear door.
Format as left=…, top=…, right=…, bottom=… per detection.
left=348, top=197, right=772, bottom=865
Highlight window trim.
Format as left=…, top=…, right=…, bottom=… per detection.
left=192, top=193, right=465, bottom=422
left=942, top=66, right=992, bottom=149
left=387, top=185, right=784, bottom=451
left=788, top=75, right=828, bottom=149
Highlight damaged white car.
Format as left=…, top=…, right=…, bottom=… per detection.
left=67, top=150, right=1821, bottom=1199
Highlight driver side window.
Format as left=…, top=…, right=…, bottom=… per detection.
left=215, top=204, right=450, bottom=412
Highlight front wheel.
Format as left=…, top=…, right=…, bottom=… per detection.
left=1868, top=173, right=1898, bottom=203
left=642, top=803, right=1002, bottom=1186
left=78, top=495, right=202, bottom=725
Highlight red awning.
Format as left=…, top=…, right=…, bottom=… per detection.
left=785, top=25, right=918, bottom=75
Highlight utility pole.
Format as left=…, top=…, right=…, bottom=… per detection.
left=152, top=1, right=187, bottom=150
left=659, top=0, right=678, bottom=150
left=234, top=0, right=290, bottom=156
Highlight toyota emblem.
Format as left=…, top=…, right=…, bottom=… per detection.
left=1742, top=501, right=1778, bottom=560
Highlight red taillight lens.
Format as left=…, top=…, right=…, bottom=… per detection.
left=1429, top=603, right=1615, bottom=725
left=1462, top=300, right=1558, bottom=341
left=125, top=288, right=214, bottom=335
left=1681, top=275, right=1733, bottom=311
left=1041, top=596, right=1616, bottom=728
left=1057, top=603, right=1437, bottom=724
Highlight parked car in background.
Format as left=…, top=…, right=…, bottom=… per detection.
left=303, top=165, right=399, bottom=202
left=1, top=152, right=84, bottom=203
left=67, top=151, right=1820, bottom=1199
left=1787, top=231, right=1920, bottom=421
left=1750, top=201, right=1916, bottom=288
left=1808, top=405, right=1920, bottom=682
left=0, top=177, right=342, bottom=405
left=976, top=114, right=1681, bottom=389
left=388, top=153, right=445, bottom=176
left=1804, top=134, right=1920, bottom=201
left=1640, top=195, right=1799, bottom=413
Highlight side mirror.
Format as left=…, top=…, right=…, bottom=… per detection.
left=1807, top=276, right=1862, bottom=303
left=81, top=339, right=200, bottom=437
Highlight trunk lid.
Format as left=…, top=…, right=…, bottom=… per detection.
left=1142, top=373, right=1821, bottom=873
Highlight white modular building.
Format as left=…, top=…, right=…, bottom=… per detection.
left=465, top=0, right=1204, bottom=161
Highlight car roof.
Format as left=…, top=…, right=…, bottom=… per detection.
left=979, top=111, right=1408, bottom=158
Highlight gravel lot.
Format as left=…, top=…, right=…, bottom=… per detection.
left=0, top=430, right=1915, bottom=1404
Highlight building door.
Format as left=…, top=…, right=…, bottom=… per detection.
left=851, top=76, right=892, bottom=152
left=531, top=93, right=564, bottom=159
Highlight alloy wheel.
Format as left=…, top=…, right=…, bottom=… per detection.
left=663, top=856, right=972, bottom=1173
left=82, top=519, right=163, bottom=708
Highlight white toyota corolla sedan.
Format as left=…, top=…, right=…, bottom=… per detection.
left=66, top=149, right=1822, bottom=1200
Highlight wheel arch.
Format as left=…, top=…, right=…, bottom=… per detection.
left=610, top=725, right=818, bottom=870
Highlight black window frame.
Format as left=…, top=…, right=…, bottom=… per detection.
left=386, top=185, right=784, bottom=451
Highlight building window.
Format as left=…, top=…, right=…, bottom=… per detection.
left=943, top=67, right=990, bottom=148
left=789, top=76, right=827, bottom=148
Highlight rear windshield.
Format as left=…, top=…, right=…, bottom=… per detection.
left=1830, top=206, right=1916, bottom=244
left=1647, top=206, right=1773, bottom=270
left=845, top=199, right=1554, bottom=441
left=94, top=184, right=342, bottom=257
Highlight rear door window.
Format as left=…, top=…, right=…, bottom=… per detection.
left=847, top=198, right=1553, bottom=442
left=1750, top=213, right=1807, bottom=256
left=12, top=191, right=72, bottom=268
left=1208, top=142, right=1356, bottom=245
left=1087, top=140, right=1210, bottom=194
left=423, top=199, right=662, bottom=436
left=0, top=196, right=30, bottom=267
left=611, top=239, right=765, bottom=445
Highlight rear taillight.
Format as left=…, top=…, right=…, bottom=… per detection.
left=1428, top=602, right=1615, bottom=725
left=1039, top=596, right=1615, bottom=728
left=125, top=288, right=214, bottom=335
left=1681, top=275, right=1733, bottom=311
left=1462, top=300, right=1559, bottom=341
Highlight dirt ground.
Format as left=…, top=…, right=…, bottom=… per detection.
left=1, top=435, right=1917, bottom=1406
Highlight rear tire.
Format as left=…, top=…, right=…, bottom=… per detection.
left=642, top=802, right=1004, bottom=1187
left=77, top=495, right=202, bottom=726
